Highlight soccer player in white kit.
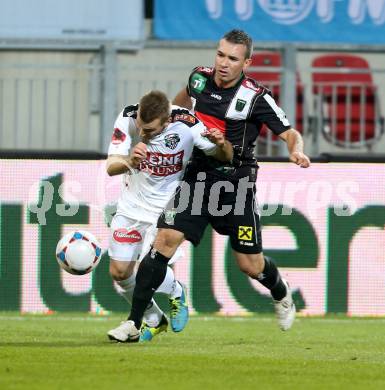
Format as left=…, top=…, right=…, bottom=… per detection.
left=106, top=90, right=233, bottom=342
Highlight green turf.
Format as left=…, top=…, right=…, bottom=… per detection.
left=1, top=313, right=385, bottom=390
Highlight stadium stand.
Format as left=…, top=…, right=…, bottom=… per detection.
left=246, top=51, right=305, bottom=144
left=312, top=53, right=384, bottom=148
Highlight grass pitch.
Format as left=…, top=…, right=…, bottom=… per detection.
left=0, top=313, right=385, bottom=390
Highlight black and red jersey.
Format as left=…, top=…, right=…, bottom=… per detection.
left=186, top=66, right=291, bottom=173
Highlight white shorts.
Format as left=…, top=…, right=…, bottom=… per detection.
left=108, top=214, right=182, bottom=264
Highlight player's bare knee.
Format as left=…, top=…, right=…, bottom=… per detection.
left=154, top=228, right=184, bottom=256
left=109, top=260, right=134, bottom=281
left=235, top=252, right=265, bottom=277
left=249, top=256, right=264, bottom=276
left=109, top=267, right=128, bottom=281
left=238, top=262, right=257, bottom=277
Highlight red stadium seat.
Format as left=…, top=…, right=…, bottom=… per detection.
left=312, top=54, right=384, bottom=147
left=246, top=52, right=304, bottom=143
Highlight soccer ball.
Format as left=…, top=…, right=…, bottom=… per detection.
left=56, top=230, right=102, bottom=275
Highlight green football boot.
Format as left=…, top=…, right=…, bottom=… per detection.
left=139, top=315, right=168, bottom=342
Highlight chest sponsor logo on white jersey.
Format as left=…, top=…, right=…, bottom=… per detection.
left=210, top=93, right=222, bottom=100
left=139, top=151, right=184, bottom=176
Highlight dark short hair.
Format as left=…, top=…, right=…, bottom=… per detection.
left=222, top=29, right=253, bottom=59
left=139, top=90, right=170, bottom=124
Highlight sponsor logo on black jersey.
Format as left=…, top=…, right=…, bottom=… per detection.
left=235, top=99, right=247, bottom=112
left=243, top=79, right=261, bottom=92
left=164, top=133, right=180, bottom=150
left=191, top=74, right=207, bottom=93
left=197, top=66, right=214, bottom=74
left=210, top=93, right=222, bottom=100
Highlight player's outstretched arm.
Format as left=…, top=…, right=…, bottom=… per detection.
left=278, top=128, right=311, bottom=168
left=202, top=128, right=233, bottom=162
left=106, top=142, right=147, bottom=176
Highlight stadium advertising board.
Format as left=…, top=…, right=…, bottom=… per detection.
left=0, top=159, right=384, bottom=315
left=0, top=0, right=144, bottom=43
left=154, top=0, right=385, bottom=44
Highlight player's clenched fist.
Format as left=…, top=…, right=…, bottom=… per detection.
left=289, top=151, right=311, bottom=168
left=201, top=127, right=225, bottom=146
left=129, top=142, right=147, bottom=168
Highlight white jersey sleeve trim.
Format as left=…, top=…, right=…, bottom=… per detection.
left=263, top=94, right=290, bottom=127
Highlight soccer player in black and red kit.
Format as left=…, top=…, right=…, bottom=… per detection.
left=120, top=29, right=311, bottom=342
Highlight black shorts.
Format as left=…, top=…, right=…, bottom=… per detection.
left=157, top=169, right=262, bottom=254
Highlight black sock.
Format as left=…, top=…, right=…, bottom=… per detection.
left=128, top=248, right=170, bottom=329
left=256, top=257, right=287, bottom=301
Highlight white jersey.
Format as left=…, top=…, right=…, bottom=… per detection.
left=108, top=104, right=218, bottom=223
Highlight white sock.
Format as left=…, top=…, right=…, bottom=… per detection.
left=116, top=274, right=136, bottom=303
left=116, top=274, right=164, bottom=327
left=156, top=266, right=183, bottom=299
